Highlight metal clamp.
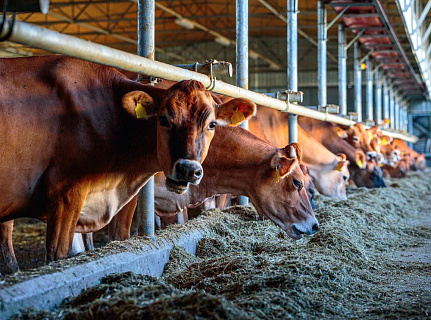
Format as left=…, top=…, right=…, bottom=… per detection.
left=0, top=0, right=16, bottom=42
left=205, top=59, right=216, bottom=91
left=345, top=112, right=358, bottom=122
left=318, top=104, right=340, bottom=114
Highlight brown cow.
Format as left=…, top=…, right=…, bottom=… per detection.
left=108, top=125, right=318, bottom=242
left=298, top=117, right=386, bottom=188
left=392, top=138, right=428, bottom=172
left=0, top=56, right=255, bottom=271
left=248, top=107, right=350, bottom=200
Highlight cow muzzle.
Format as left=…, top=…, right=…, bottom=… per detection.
left=166, top=159, right=204, bottom=194
left=289, top=217, right=319, bottom=240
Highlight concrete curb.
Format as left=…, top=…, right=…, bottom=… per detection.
left=0, top=230, right=204, bottom=319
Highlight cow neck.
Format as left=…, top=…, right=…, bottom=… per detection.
left=298, top=127, right=338, bottom=169
left=193, top=126, right=276, bottom=199
left=303, top=120, right=356, bottom=163
left=113, top=77, right=165, bottom=183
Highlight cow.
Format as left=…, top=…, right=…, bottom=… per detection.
left=107, top=125, right=318, bottom=242
left=0, top=56, right=255, bottom=272
left=392, top=138, right=428, bottom=172
left=247, top=107, right=350, bottom=200
left=298, top=117, right=386, bottom=188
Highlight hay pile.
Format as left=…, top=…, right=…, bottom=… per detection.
left=11, top=172, right=431, bottom=319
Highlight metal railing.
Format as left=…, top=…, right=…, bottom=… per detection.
left=0, top=16, right=418, bottom=143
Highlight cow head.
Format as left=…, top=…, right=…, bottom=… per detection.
left=122, top=80, right=255, bottom=194
left=251, top=143, right=318, bottom=240
left=344, top=123, right=374, bottom=153
left=350, top=149, right=386, bottom=188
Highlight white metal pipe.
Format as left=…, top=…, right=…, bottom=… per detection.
left=354, top=42, right=362, bottom=122
left=0, top=17, right=417, bottom=142
left=288, top=0, right=299, bottom=143
left=236, top=0, right=249, bottom=206
left=338, top=24, right=347, bottom=115
left=365, top=57, right=373, bottom=121
left=389, top=86, right=395, bottom=129
left=383, top=76, right=390, bottom=121
left=318, top=0, right=327, bottom=108
left=374, top=69, right=382, bottom=124
left=137, top=0, right=155, bottom=239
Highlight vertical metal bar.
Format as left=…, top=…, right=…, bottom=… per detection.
left=354, top=42, right=362, bottom=122
left=374, top=69, right=382, bottom=124
left=288, top=0, right=298, bottom=143
left=318, top=0, right=327, bottom=109
left=408, top=112, right=413, bottom=148
left=236, top=0, right=249, bottom=206
left=383, top=76, right=389, bottom=121
left=389, top=86, right=395, bottom=129
left=365, top=56, right=373, bottom=121
left=338, top=23, right=347, bottom=115
left=394, top=95, right=399, bottom=130
left=137, top=0, right=155, bottom=238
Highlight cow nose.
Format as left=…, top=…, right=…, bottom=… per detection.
left=173, top=159, right=204, bottom=185
left=292, top=218, right=319, bottom=236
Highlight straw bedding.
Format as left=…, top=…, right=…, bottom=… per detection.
left=9, top=172, right=431, bottom=319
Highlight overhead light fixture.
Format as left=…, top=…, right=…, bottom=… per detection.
left=175, top=18, right=195, bottom=30
left=215, top=36, right=231, bottom=46
left=249, top=51, right=260, bottom=60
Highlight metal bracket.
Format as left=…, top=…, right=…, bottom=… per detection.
left=264, top=90, right=304, bottom=112
left=326, top=6, right=350, bottom=31
left=360, top=50, right=373, bottom=64
left=345, top=29, right=365, bottom=50
left=175, top=59, right=233, bottom=78
left=345, top=112, right=358, bottom=122
left=318, top=104, right=340, bottom=114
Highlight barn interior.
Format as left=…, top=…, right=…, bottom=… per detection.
left=0, top=0, right=430, bottom=319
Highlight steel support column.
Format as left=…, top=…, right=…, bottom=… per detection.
left=288, top=0, right=298, bottom=143
left=236, top=0, right=249, bottom=206
left=137, top=0, right=155, bottom=238
left=354, top=42, right=362, bottom=122
left=318, top=0, right=327, bottom=109
left=374, top=69, right=382, bottom=124
left=338, top=23, right=347, bottom=115
left=365, top=57, right=373, bottom=121
left=383, top=76, right=389, bottom=121
left=394, top=95, right=400, bottom=130
left=389, top=86, right=395, bottom=129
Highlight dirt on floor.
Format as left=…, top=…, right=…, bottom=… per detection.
left=7, top=171, right=431, bottom=320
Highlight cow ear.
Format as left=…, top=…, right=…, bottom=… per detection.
left=283, top=143, right=303, bottom=162
left=380, top=135, right=392, bottom=145
left=122, top=91, right=157, bottom=119
left=355, top=149, right=367, bottom=169
left=215, top=98, right=256, bottom=126
left=335, top=127, right=348, bottom=139
left=270, top=154, right=298, bottom=181
left=335, top=153, right=349, bottom=171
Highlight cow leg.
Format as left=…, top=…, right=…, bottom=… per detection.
left=45, top=183, right=90, bottom=262
left=175, top=208, right=189, bottom=225
left=0, top=221, right=19, bottom=274
left=69, top=233, right=86, bottom=257
left=82, top=233, right=94, bottom=251
left=108, top=196, right=138, bottom=241
left=130, top=196, right=140, bottom=237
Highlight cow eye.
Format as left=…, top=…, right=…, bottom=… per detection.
left=353, top=136, right=360, bottom=142
left=343, top=176, right=348, bottom=182
left=293, top=179, right=302, bottom=190
left=159, top=116, right=169, bottom=127
left=208, top=121, right=217, bottom=130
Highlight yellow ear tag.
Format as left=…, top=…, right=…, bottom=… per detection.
left=230, top=109, right=246, bottom=125
left=378, top=162, right=383, bottom=167
left=381, top=138, right=387, bottom=145
left=357, top=159, right=363, bottom=169
left=368, top=132, right=374, bottom=141
left=275, top=166, right=280, bottom=183
left=135, top=101, right=148, bottom=119
left=336, top=163, right=343, bottom=172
